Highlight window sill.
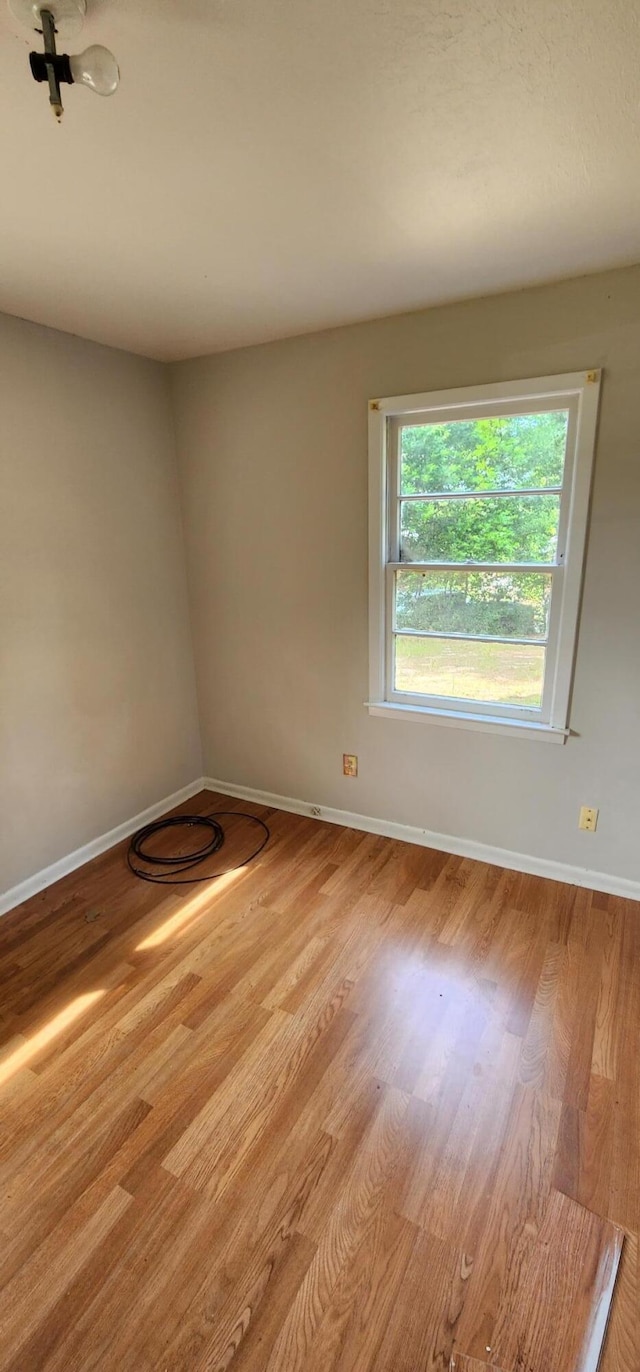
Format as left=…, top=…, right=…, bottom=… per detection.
left=366, top=700, right=569, bottom=743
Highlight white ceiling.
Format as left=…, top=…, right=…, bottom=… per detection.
left=1, top=0, right=640, bottom=361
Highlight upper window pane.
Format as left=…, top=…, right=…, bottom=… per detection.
left=400, top=494, right=560, bottom=564
left=399, top=410, right=569, bottom=496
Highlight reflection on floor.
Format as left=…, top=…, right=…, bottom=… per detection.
left=0, top=789, right=636, bottom=1371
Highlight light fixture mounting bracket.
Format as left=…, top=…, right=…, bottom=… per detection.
left=9, top=0, right=86, bottom=40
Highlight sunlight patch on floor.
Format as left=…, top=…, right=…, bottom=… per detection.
left=135, top=866, right=247, bottom=950
left=0, top=990, right=106, bottom=1087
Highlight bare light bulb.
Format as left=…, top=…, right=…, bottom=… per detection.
left=69, top=44, right=119, bottom=96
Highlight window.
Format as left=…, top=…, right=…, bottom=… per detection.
left=368, top=371, right=601, bottom=741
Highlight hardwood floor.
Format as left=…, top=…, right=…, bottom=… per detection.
left=0, top=789, right=637, bottom=1371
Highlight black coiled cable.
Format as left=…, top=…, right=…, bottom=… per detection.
left=127, top=811, right=270, bottom=885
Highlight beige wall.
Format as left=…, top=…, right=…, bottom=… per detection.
left=171, top=264, right=640, bottom=886
left=3, top=265, right=638, bottom=899
left=1, top=313, right=201, bottom=894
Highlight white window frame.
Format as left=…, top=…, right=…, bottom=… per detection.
left=368, top=370, right=601, bottom=743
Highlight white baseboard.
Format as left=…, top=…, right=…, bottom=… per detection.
left=204, top=776, right=640, bottom=903
left=0, top=778, right=206, bottom=918
left=3, top=773, right=637, bottom=919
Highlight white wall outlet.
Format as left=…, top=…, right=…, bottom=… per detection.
left=579, top=805, right=599, bottom=832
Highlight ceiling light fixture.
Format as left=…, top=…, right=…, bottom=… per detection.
left=9, top=0, right=119, bottom=120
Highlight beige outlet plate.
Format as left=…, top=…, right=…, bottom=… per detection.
left=343, top=754, right=358, bottom=777
left=579, top=805, right=599, bottom=832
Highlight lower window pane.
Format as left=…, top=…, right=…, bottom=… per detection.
left=395, top=569, right=551, bottom=639
left=394, top=635, right=545, bottom=707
